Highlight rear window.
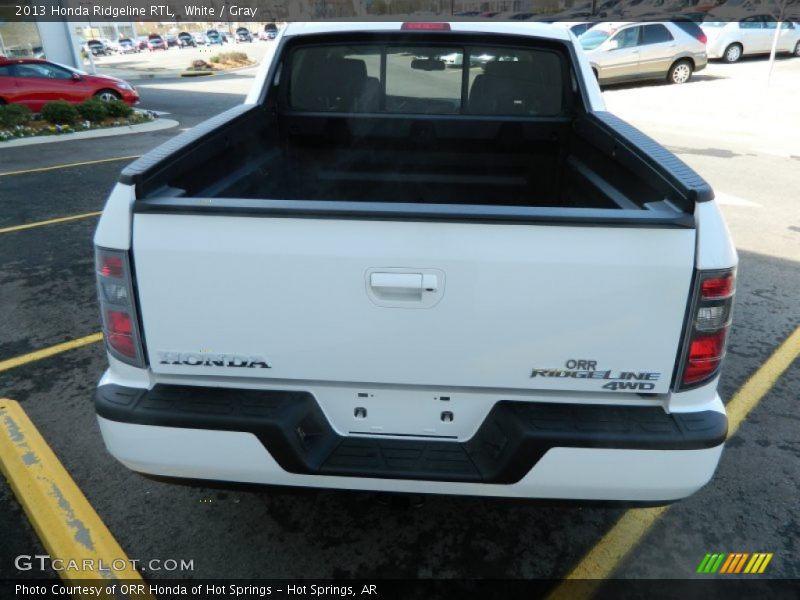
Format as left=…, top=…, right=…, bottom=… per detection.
left=287, top=43, right=565, bottom=117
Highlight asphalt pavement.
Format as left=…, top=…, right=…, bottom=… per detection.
left=1, top=62, right=798, bottom=585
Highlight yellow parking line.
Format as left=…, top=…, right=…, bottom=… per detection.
left=0, top=333, right=103, bottom=374
left=0, top=399, right=152, bottom=598
left=0, top=211, right=102, bottom=235
left=0, top=155, right=140, bottom=177
left=548, top=325, right=800, bottom=598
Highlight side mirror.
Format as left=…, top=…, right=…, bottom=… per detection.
left=605, top=40, right=619, bottom=51
left=71, top=72, right=82, bottom=81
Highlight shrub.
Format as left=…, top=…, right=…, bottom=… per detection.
left=77, top=97, right=108, bottom=122
left=0, top=103, right=33, bottom=127
left=41, top=100, right=79, bottom=124
left=210, top=52, right=248, bottom=64
left=105, top=99, right=133, bottom=118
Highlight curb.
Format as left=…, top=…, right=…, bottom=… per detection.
left=180, top=70, right=216, bottom=77
left=0, top=118, right=179, bottom=148
left=0, top=398, right=152, bottom=592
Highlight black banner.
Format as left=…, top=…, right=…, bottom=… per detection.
left=1, top=0, right=798, bottom=23
left=3, top=579, right=800, bottom=600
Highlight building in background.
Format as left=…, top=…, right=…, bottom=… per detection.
left=0, top=1, right=136, bottom=68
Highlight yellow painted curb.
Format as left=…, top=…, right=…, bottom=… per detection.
left=0, top=399, right=153, bottom=599
left=0, top=333, right=104, bottom=374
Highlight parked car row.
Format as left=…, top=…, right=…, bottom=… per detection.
left=568, top=16, right=800, bottom=86
left=79, top=25, right=279, bottom=59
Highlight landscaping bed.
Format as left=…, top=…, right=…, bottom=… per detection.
left=186, top=52, right=255, bottom=73
left=0, top=99, right=154, bottom=142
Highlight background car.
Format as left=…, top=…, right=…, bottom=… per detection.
left=193, top=32, right=208, bottom=45
left=206, top=30, right=224, bottom=45
left=135, top=36, right=149, bottom=51
left=177, top=32, right=197, bottom=48
left=165, top=35, right=179, bottom=48
left=117, top=38, right=139, bottom=54
left=261, top=23, right=279, bottom=40
left=85, top=39, right=111, bottom=56
left=236, top=27, right=253, bottom=43
left=579, top=21, right=708, bottom=85
left=147, top=34, right=168, bottom=51
left=701, top=17, right=800, bottom=62
left=0, top=57, right=139, bottom=112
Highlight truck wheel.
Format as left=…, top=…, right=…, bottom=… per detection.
left=723, top=43, right=742, bottom=63
left=668, top=60, right=693, bottom=84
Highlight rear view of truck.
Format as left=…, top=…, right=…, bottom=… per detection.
left=93, top=22, right=736, bottom=502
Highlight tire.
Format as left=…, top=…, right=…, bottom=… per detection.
left=723, top=43, right=743, bottom=63
left=794, top=41, right=800, bottom=58
left=667, top=59, right=693, bottom=84
left=95, top=89, right=121, bottom=102
left=0, top=98, right=6, bottom=106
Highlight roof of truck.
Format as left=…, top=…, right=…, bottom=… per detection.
left=283, top=21, right=573, bottom=42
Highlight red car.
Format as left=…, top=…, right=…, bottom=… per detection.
left=147, top=35, right=168, bottom=51
left=0, top=57, right=139, bottom=112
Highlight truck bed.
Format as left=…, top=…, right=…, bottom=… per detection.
left=124, top=106, right=707, bottom=223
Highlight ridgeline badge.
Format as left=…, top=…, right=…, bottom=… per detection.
left=530, top=358, right=661, bottom=391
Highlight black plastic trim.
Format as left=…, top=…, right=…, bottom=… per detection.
left=582, top=112, right=714, bottom=208
left=97, top=384, right=727, bottom=484
left=132, top=197, right=695, bottom=228
left=119, top=103, right=257, bottom=188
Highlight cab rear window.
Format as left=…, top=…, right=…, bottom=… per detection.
left=287, top=43, right=565, bottom=117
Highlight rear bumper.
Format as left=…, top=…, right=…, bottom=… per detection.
left=96, top=383, right=727, bottom=501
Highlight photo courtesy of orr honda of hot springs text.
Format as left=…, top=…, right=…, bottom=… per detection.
left=93, top=22, right=737, bottom=503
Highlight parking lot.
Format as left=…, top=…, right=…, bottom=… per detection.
left=1, top=51, right=799, bottom=591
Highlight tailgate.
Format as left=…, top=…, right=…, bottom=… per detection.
left=132, top=214, right=695, bottom=394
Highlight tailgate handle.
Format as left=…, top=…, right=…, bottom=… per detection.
left=366, top=269, right=444, bottom=308
left=370, top=273, right=438, bottom=292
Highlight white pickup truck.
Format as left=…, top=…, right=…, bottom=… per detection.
left=94, top=22, right=736, bottom=503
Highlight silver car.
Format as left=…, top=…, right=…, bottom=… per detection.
left=579, top=21, right=708, bottom=85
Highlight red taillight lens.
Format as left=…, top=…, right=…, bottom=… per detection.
left=99, top=255, right=123, bottom=278
left=699, top=33, right=707, bottom=45
left=701, top=273, right=735, bottom=300
left=677, top=268, right=736, bottom=390
left=106, top=310, right=136, bottom=358
left=107, top=310, right=132, bottom=335
left=401, top=22, right=451, bottom=30
left=683, top=329, right=727, bottom=385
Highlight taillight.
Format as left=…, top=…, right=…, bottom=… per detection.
left=401, top=22, right=451, bottom=30
left=698, top=33, right=707, bottom=45
left=676, top=268, right=735, bottom=390
left=96, top=247, right=145, bottom=367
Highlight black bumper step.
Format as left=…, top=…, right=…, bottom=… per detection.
left=96, top=384, right=727, bottom=484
